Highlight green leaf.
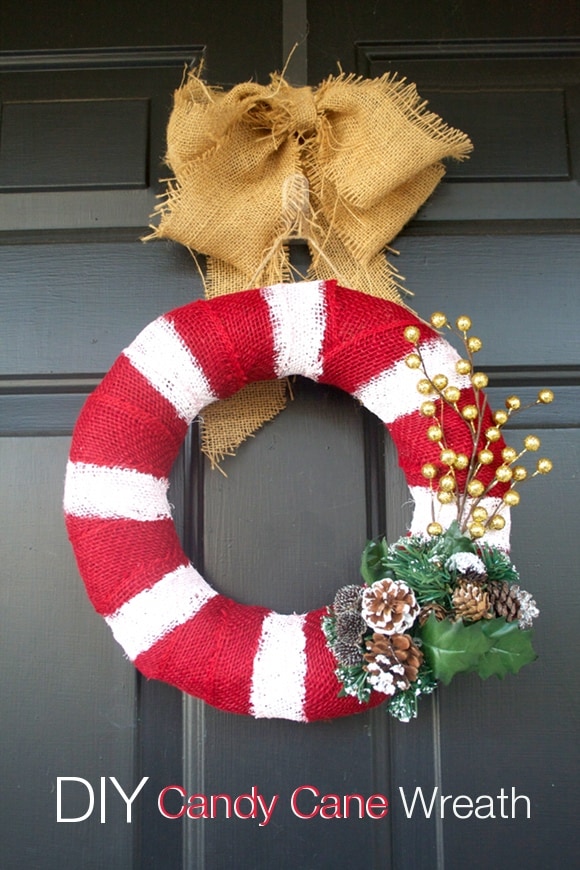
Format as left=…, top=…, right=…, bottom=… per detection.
left=420, top=615, right=491, bottom=685
left=434, top=520, right=476, bottom=558
left=476, top=619, right=537, bottom=679
left=360, top=539, right=394, bottom=586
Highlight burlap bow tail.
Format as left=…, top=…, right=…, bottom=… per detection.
left=149, top=70, right=472, bottom=464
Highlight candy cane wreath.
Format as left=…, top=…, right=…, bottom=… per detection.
left=64, top=280, right=514, bottom=722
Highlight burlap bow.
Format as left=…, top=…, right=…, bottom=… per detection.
left=149, top=70, right=472, bottom=465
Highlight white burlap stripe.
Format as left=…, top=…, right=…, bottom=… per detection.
left=262, top=280, right=326, bottom=379
left=123, top=316, right=216, bottom=422
left=64, top=461, right=171, bottom=521
left=250, top=612, right=308, bottom=721
left=409, top=485, right=511, bottom=550
left=355, top=337, right=472, bottom=424
left=105, top=564, right=217, bottom=660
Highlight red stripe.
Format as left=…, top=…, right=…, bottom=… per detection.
left=168, top=289, right=277, bottom=396
left=321, top=283, right=433, bottom=394
left=69, top=356, right=187, bottom=476
left=134, top=596, right=268, bottom=715
left=65, top=516, right=187, bottom=613
left=388, top=388, right=509, bottom=494
left=302, top=608, right=386, bottom=722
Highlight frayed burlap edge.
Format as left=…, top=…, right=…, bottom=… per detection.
left=146, top=68, right=472, bottom=467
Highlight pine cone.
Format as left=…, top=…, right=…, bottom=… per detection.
left=361, top=578, right=420, bottom=635
left=333, top=584, right=363, bottom=614
left=335, top=610, right=366, bottom=645
left=418, top=602, right=448, bottom=626
left=510, top=585, right=539, bottom=629
left=459, top=567, right=488, bottom=583
left=333, top=640, right=364, bottom=667
left=446, top=552, right=487, bottom=582
left=452, top=579, right=491, bottom=622
left=364, top=632, right=423, bottom=691
left=487, top=580, right=521, bottom=622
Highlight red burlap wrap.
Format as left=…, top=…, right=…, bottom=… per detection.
left=64, top=282, right=508, bottom=721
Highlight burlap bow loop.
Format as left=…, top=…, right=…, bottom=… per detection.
left=153, top=71, right=471, bottom=288
left=148, top=69, right=472, bottom=465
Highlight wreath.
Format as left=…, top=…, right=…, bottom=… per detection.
left=64, top=280, right=552, bottom=722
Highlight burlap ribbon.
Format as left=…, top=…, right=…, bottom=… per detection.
left=148, top=70, right=472, bottom=465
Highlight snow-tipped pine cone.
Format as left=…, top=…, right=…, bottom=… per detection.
left=452, top=579, right=491, bottom=622
left=363, top=632, right=423, bottom=695
left=361, top=578, right=419, bottom=635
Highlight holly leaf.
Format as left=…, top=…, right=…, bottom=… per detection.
left=475, top=619, right=538, bottom=679
left=360, top=539, right=393, bottom=586
left=420, top=615, right=491, bottom=685
left=433, top=520, right=476, bottom=559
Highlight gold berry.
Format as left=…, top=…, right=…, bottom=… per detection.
left=443, top=385, right=461, bottom=403
left=456, top=315, right=472, bottom=332
left=469, top=522, right=486, bottom=539
left=489, top=514, right=506, bottom=530
left=524, top=434, right=541, bottom=451
left=537, top=389, right=554, bottom=404
left=404, top=325, right=420, bottom=343
left=432, top=373, right=448, bottom=390
left=512, top=465, right=528, bottom=481
left=456, top=359, right=472, bottom=375
left=427, top=521, right=443, bottom=536
left=437, top=490, right=454, bottom=505
left=471, top=506, right=488, bottom=522
left=478, top=448, right=494, bottom=465
left=467, top=336, right=482, bottom=353
left=485, top=427, right=502, bottom=443
left=417, top=378, right=434, bottom=395
left=405, top=353, right=421, bottom=369
left=467, top=479, right=485, bottom=497
left=439, top=474, right=456, bottom=492
left=506, top=395, right=521, bottom=411
left=471, top=372, right=489, bottom=389
left=462, top=404, right=478, bottom=421
left=420, top=400, right=437, bottom=417
left=454, top=453, right=470, bottom=470
left=427, top=425, right=443, bottom=442
left=494, top=409, right=509, bottom=426
left=440, top=448, right=457, bottom=466
left=503, top=490, right=521, bottom=507
left=495, top=465, right=513, bottom=483
left=421, top=463, right=438, bottom=480
left=536, top=458, right=553, bottom=474
left=430, top=312, right=447, bottom=329
left=501, top=446, right=517, bottom=463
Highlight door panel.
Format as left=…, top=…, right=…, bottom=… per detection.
left=0, top=437, right=136, bottom=868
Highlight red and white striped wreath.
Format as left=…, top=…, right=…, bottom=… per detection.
left=64, top=280, right=511, bottom=722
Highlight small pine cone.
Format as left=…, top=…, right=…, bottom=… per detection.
left=361, top=578, right=420, bottom=635
left=487, top=580, right=521, bottom=622
left=364, top=632, right=423, bottom=688
left=333, top=640, right=363, bottom=667
left=447, top=552, right=487, bottom=582
left=459, top=567, right=488, bottom=584
left=418, top=602, right=448, bottom=626
left=389, top=634, right=423, bottom=684
left=453, top=580, right=491, bottom=622
left=333, top=584, right=363, bottom=614
left=511, top=585, right=539, bottom=629
left=336, top=610, right=366, bottom=645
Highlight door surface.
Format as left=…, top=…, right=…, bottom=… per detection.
left=1, top=3, right=579, bottom=869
